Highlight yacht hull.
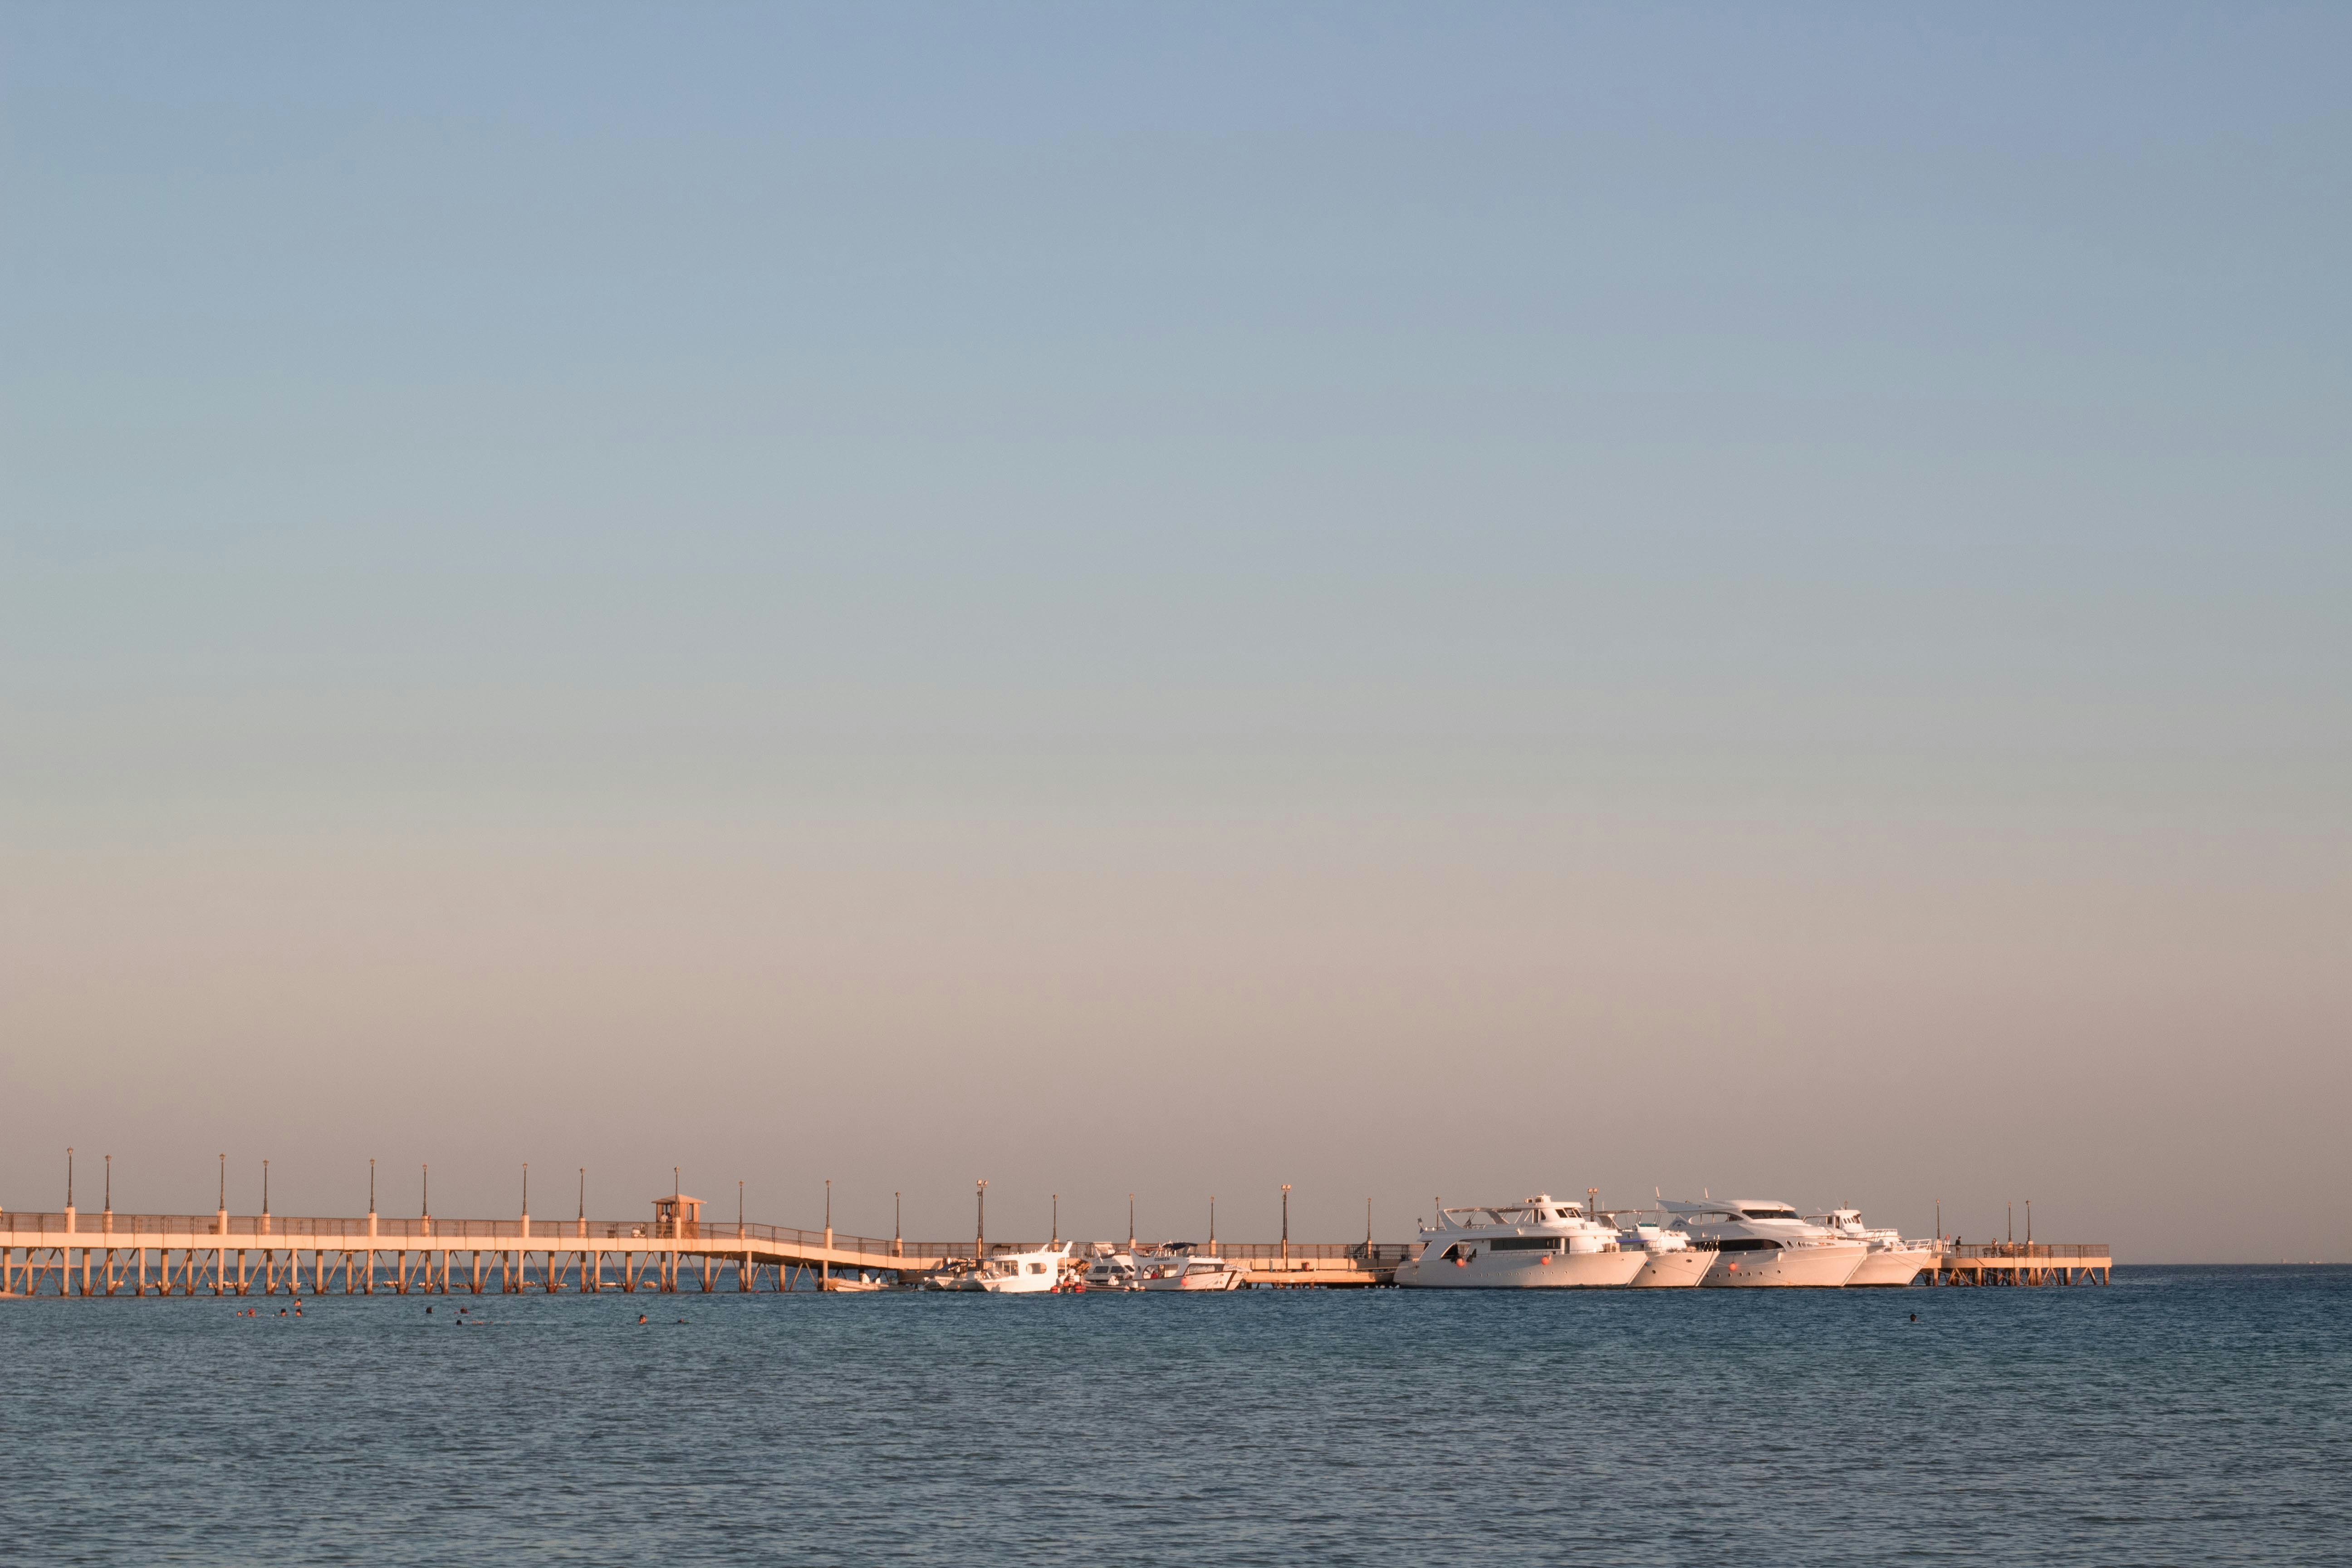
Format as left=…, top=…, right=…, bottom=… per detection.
left=1700, top=1241, right=1867, bottom=1287
left=1846, top=1247, right=1933, bottom=1287
left=1139, top=1272, right=1243, bottom=1291
left=1398, top=1249, right=1646, bottom=1288
left=1628, top=1249, right=1715, bottom=1288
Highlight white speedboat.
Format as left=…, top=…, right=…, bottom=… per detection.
left=1660, top=1199, right=1868, bottom=1287
left=1616, top=1219, right=1716, bottom=1288
left=1393, top=1195, right=1645, bottom=1289
left=1809, top=1208, right=1937, bottom=1286
left=1137, top=1247, right=1246, bottom=1292
left=820, top=1269, right=890, bottom=1293
left=961, top=1241, right=1075, bottom=1294
left=1081, top=1245, right=1138, bottom=1291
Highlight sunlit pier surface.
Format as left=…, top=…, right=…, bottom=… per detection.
left=0, top=1196, right=1411, bottom=1297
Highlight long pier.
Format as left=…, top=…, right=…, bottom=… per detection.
left=0, top=1207, right=1414, bottom=1296
left=0, top=1207, right=974, bottom=1297
left=0, top=1209, right=2109, bottom=1296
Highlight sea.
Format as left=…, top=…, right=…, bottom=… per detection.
left=4, top=1266, right=2346, bottom=1565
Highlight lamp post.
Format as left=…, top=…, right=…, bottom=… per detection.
left=975, top=1180, right=988, bottom=1262
left=104, top=1154, right=112, bottom=1215
left=2026, top=1200, right=2032, bottom=1246
left=1127, top=1193, right=1135, bottom=1253
left=1281, top=1184, right=1292, bottom=1265
left=894, top=1191, right=902, bottom=1258
left=1209, top=1196, right=1216, bottom=1251
left=1051, top=1193, right=1058, bottom=1246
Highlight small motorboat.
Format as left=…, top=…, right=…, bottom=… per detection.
left=1137, top=1247, right=1246, bottom=1291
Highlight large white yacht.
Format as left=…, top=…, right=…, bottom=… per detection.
left=1393, top=1195, right=1646, bottom=1289
left=1615, top=1219, right=1717, bottom=1288
left=1660, top=1199, right=1868, bottom=1286
left=1808, top=1208, right=1938, bottom=1286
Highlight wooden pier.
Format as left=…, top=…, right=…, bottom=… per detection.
left=0, top=1198, right=976, bottom=1298
left=1, top=1206, right=2109, bottom=1296
left=1926, top=1242, right=2112, bottom=1286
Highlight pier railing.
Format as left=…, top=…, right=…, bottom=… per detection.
left=0, top=1212, right=962, bottom=1257
left=1945, top=1242, right=2108, bottom=1260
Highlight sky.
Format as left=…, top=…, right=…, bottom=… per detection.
left=2, top=4, right=2346, bottom=1261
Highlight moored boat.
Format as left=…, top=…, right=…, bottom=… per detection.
left=1393, top=1194, right=1645, bottom=1288
left=1137, top=1246, right=1247, bottom=1291
left=960, top=1240, right=1076, bottom=1294
left=1660, top=1199, right=1868, bottom=1286
left=1615, top=1219, right=1716, bottom=1287
left=1809, top=1208, right=1937, bottom=1286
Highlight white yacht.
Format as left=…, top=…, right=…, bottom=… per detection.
left=1393, top=1195, right=1645, bottom=1289
left=1660, top=1199, right=1868, bottom=1287
left=1137, top=1247, right=1247, bottom=1292
left=1808, top=1208, right=1938, bottom=1286
left=960, top=1241, right=1075, bottom=1294
left=1615, top=1219, right=1716, bottom=1288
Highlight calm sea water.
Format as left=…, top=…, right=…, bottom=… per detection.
left=4, top=1267, right=2346, bottom=1565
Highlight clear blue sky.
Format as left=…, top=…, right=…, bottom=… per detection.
left=3, top=5, right=2346, bottom=1258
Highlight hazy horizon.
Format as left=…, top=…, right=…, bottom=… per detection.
left=4, top=5, right=2347, bottom=1263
